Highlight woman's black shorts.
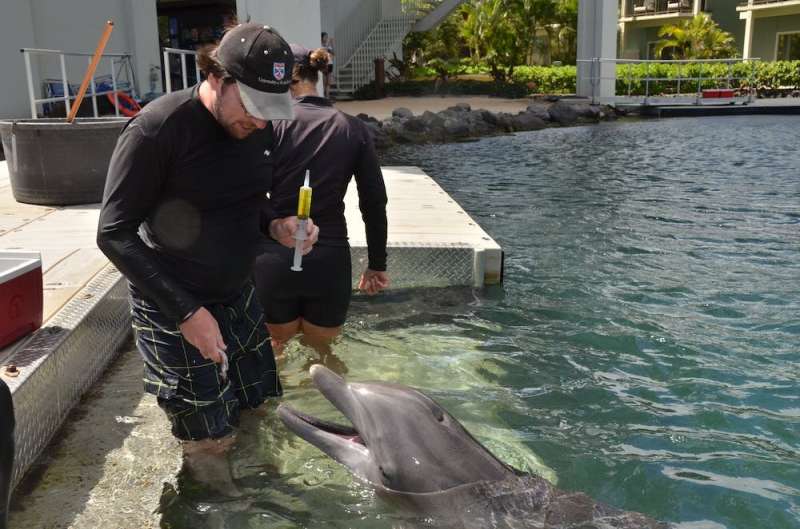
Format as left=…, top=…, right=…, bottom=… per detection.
left=253, top=241, right=352, bottom=328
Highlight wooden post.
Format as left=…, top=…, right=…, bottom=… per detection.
left=67, top=20, right=114, bottom=123
left=374, top=57, right=385, bottom=99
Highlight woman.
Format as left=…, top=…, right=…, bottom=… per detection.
left=320, top=32, right=335, bottom=99
left=254, top=44, right=389, bottom=357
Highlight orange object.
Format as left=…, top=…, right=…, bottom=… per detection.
left=67, top=20, right=115, bottom=123
left=106, top=91, right=141, bottom=117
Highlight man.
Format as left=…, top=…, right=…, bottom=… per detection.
left=97, top=23, right=318, bottom=492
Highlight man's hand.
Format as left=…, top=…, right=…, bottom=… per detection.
left=179, top=307, right=226, bottom=363
left=269, top=216, right=319, bottom=254
left=358, top=269, right=390, bottom=295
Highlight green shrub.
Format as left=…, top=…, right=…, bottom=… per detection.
left=353, top=79, right=529, bottom=100
left=363, top=61, right=799, bottom=99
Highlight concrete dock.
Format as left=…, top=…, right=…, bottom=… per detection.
left=623, top=96, right=800, bottom=118
left=0, top=159, right=503, bottom=493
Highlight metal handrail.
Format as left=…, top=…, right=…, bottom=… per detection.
left=578, top=57, right=760, bottom=105
left=162, top=47, right=200, bottom=94
left=21, top=47, right=135, bottom=119
left=738, top=0, right=796, bottom=5
left=335, top=1, right=430, bottom=94
left=628, top=0, right=693, bottom=16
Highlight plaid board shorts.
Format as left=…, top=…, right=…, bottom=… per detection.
left=130, top=283, right=283, bottom=441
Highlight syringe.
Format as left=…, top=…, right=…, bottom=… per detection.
left=291, top=170, right=312, bottom=272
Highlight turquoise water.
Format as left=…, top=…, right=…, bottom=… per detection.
left=164, top=115, right=799, bottom=528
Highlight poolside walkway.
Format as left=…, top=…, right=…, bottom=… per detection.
left=0, top=162, right=107, bottom=352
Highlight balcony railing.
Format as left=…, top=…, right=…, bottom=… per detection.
left=628, top=0, right=693, bottom=16
left=738, top=0, right=800, bottom=6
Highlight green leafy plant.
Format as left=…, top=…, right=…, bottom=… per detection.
left=654, top=13, right=736, bottom=60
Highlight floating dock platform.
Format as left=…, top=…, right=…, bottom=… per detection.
left=0, top=160, right=503, bottom=492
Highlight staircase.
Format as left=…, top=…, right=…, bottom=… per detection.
left=331, top=0, right=464, bottom=99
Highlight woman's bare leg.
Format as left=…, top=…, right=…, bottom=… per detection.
left=298, top=320, right=341, bottom=355
left=266, top=319, right=302, bottom=357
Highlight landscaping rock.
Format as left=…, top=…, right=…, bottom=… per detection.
left=572, top=104, right=603, bottom=121
left=420, top=110, right=445, bottom=129
left=547, top=101, right=579, bottom=125
left=364, top=100, right=619, bottom=148
left=403, top=116, right=428, bottom=133
left=511, top=112, right=547, bottom=132
left=525, top=103, right=551, bottom=122
left=392, top=107, right=414, bottom=119
left=364, top=121, right=391, bottom=149
left=356, top=112, right=379, bottom=124
left=443, top=117, right=470, bottom=138
left=446, top=103, right=472, bottom=112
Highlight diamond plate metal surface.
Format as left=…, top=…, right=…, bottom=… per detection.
left=351, top=242, right=477, bottom=288
left=3, top=264, right=131, bottom=490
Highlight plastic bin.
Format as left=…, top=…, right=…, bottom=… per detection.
left=0, top=252, right=43, bottom=349
left=0, top=118, right=128, bottom=205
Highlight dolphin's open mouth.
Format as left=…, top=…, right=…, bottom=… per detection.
left=277, top=405, right=365, bottom=446
left=277, top=365, right=373, bottom=469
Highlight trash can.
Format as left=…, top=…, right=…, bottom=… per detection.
left=0, top=117, right=128, bottom=206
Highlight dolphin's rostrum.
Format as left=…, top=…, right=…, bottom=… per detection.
left=278, top=365, right=670, bottom=529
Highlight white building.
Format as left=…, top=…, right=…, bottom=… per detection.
left=0, top=0, right=460, bottom=119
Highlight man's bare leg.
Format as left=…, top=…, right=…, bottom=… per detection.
left=181, top=434, right=241, bottom=497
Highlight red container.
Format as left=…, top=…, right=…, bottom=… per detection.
left=0, top=252, right=43, bottom=349
left=717, top=88, right=735, bottom=98
left=702, top=89, right=720, bottom=98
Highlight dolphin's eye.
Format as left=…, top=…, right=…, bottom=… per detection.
left=433, top=408, right=445, bottom=422
left=379, top=465, right=391, bottom=479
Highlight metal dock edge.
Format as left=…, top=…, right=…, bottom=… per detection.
left=3, top=264, right=130, bottom=490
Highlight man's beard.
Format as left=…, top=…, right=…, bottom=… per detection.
left=213, top=98, right=242, bottom=139
left=214, top=91, right=256, bottom=140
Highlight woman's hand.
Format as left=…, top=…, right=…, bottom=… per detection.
left=269, top=216, right=319, bottom=254
left=358, top=269, right=390, bottom=295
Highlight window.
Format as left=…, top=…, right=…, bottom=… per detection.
left=776, top=32, right=800, bottom=61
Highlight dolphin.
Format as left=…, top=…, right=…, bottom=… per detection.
left=278, top=365, right=670, bottom=529
left=0, top=378, right=14, bottom=529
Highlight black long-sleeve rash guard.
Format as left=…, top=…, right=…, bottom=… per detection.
left=97, top=86, right=278, bottom=322
left=270, top=96, right=388, bottom=270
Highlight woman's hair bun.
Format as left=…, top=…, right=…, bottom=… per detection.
left=309, top=48, right=331, bottom=72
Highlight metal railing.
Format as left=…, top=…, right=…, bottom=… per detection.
left=21, top=48, right=136, bottom=119
left=334, top=0, right=431, bottom=95
left=628, top=0, right=693, bottom=16
left=738, top=0, right=798, bottom=6
left=162, top=47, right=200, bottom=93
left=579, top=57, right=760, bottom=105
left=332, top=0, right=382, bottom=85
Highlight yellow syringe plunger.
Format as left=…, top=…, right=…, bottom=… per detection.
left=296, top=170, right=312, bottom=219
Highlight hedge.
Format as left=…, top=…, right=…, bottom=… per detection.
left=402, top=61, right=800, bottom=96
left=353, top=79, right=529, bottom=99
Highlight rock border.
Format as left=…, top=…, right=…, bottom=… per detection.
left=356, top=100, right=626, bottom=149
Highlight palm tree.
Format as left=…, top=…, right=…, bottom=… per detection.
left=654, top=13, right=736, bottom=60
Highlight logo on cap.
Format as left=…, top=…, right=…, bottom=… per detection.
left=274, top=62, right=285, bottom=81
